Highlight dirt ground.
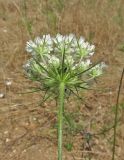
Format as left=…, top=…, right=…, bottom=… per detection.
left=0, top=0, right=124, bottom=160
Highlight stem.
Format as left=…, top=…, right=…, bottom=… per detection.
left=112, top=68, right=124, bottom=160
left=58, top=82, right=65, bottom=160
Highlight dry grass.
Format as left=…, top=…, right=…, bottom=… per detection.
left=0, top=0, right=124, bottom=160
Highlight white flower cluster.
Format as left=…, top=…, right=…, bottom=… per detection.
left=26, top=34, right=95, bottom=57
left=24, top=34, right=106, bottom=91
left=26, top=35, right=53, bottom=57
left=90, top=62, right=107, bottom=77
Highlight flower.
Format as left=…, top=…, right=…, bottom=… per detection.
left=48, top=55, right=60, bottom=67
left=24, top=34, right=105, bottom=95
left=89, top=62, right=107, bottom=77
left=53, top=34, right=76, bottom=53
left=78, top=37, right=85, bottom=45
left=65, top=55, right=74, bottom=66
left=65, top=34, right=75, bottom=44
left=26, top=40, right=37, bottom=53
left=43, top=34, right=53, bottom=45
left=75, top=39, right=95, bottom=58
left=26, top=35, right=53, bottom=57
left=79, top=59, right=91, bottom=69
left=34, top=37, right=42, bottom=45
left=23, top=34, right=106, bottom=160
left=53, top=33, right=64, bottom=43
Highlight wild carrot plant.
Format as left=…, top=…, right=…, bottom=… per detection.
left=23, top=34, right=106, bottom=160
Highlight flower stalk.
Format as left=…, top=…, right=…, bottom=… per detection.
left=58, top=82, right=65, bottom=160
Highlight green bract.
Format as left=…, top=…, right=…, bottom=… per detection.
left=24, top=34, right=106, bottom=96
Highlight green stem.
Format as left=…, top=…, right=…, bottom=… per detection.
left=58, top=82, right=65, bottom=160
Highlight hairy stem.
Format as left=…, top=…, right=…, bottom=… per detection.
left=58, top=82, right=65, bottom=160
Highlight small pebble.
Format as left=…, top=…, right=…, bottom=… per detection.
left=98, top=105, right=102, bottom=110
left=13, top=149, right=16, bottom=153
left=22, top=149, right=26, bottom=153
left=109, top=91, right=113, bottom=95
left=5, top=80, right=12, bottom=86
left=5, top=138, right=11, bottom=142
left=3, top=29, right=7, bottom=33
left=25, top=122, right=29, bottom=126
left=0, top=93, right=5, bottom=98
left=4, top=131, right=9, bottom=134
left=33, top=117, right=37, bottom=121
left=9, top=153, right=12, bottom=157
